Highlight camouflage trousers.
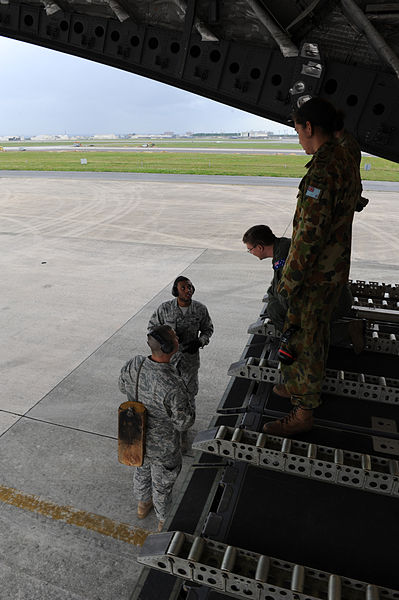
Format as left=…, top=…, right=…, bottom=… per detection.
left=173, top=353, right=199, bottom=403
left=281, top=285, right=342, bottom=409
left=133, top=455, right=182, bottom=521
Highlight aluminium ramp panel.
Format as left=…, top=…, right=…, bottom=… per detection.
left=192, top=426, right=399, bottom=498
left=138, top=530, right=399, bottom=600
left=198, top=413, right=399, bottom=463
left=132, top=285, right=399, bottom=598
left=248, top=317, right=399, bottom=356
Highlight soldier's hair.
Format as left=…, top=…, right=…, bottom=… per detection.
left=292, top=98, right=344, bottom=135
left=242, top=225, right=276, bottom=247
left=147, top=325, right=175, bottom=354
left=172, top=276, right=195, bottom=297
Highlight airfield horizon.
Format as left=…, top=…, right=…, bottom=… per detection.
left=0, top=139, right=396, bottom=181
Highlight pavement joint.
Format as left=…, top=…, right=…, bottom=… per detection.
left=0, top=411, right=118, bottom=441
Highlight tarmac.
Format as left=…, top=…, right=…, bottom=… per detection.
left=1, top=172, right=398, bottom=599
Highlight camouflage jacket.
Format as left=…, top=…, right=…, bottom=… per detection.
left=148, top=299, right=214, bottom=361
left=278, top=139, right=361, bottom=321
left=268, top=236, right=353, bottom=329
left=118, top=355, right=195, bottom=462
left=338, top=130, right=361, bottom=167
left=265, top=236, right=291, bottom=329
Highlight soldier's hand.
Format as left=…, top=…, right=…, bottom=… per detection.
left=183, top=339, right=202, bottom=354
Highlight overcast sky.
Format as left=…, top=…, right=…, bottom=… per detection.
left=0, top=36, right=293, bottom=137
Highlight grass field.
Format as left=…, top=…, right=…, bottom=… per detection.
left=0, top=149, right=397, bottom=180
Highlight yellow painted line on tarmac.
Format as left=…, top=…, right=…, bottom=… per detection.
left=0, top=484, right=150, bottom=547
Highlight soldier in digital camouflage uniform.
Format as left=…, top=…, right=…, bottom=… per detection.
left=263, top=98, right=362, bottom=436
left=148, top=276, right=214, bottom=450
left=118, top=325, right=195, bottom=530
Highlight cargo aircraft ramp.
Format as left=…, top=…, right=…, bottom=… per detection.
left=0, top=1, right=399, bottom=598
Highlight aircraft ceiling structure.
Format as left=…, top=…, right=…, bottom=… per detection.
left=1, top=0, right=399, bottom=161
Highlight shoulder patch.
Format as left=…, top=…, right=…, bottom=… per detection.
left=273, top=259, right=285, bottom=271
left=305, top=185, right=322, bottom=199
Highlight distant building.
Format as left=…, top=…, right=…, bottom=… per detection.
left=30, top=134, right=70, bottom=141
left=0, top=136, right=24, bottom=142
left=128, top=133, right=176, bottom=139
left=93, top=133, right=118, bottom=139
left=191, top=132, right=240, bottom=137
left=240, top=130, right=297, bottom=139
left=240, top=131, right=269, bottom=138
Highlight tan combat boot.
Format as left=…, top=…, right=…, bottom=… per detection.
left=137, top=499, right=153, bottom=519
left=263, top=406, right=314, bottom=436
left=157, top=521, right=164, bottom=532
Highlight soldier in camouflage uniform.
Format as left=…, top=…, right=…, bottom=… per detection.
left=264, top=98, right=362, bottom=436
left=243, top=224, right=363, bottom=347
left=337, top=129, right=369, bottom=213
left=148, top=276, right=213, bottom=450
left=243, top=224, right=291, bottom=332
left=118, top=325, right=195, bottom=530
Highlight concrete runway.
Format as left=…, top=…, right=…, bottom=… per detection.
left=4, top=145, right=306, bottom=155
left=1, top=173, right=398, bottom=599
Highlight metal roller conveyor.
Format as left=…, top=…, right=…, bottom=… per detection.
left=137, top=531, right=399, bottom=600
left=354, top=306, right=399, bottom=323
left=260, top=301, right=398, bottom=323
left=350, top=280, right=399, bottom=300
left=228, top=357, right=282, bottom=385
left=291, top=565, right=305, bottom=593
left=367, top=329, right=399, bottom=354
left=135, top=281, right=399, bottom=599
left=247, top=317, right=281, bottom=338
left=227, top=359, right=399, bottom=405
left=328, top=574, right=342, bottom=600
left=353, top=297, right=399, bottom=311
left=248, top=318, right=399, bottom=355
left=323, top=369, right=399, bottom=404
left=261, top=297, right=399, bottom=319
left=192, top=426, right=399, bottom=497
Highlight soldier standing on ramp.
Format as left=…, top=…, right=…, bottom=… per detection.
left=148, top=276, right=214, bottom=451
left=118, top=325, right=195, bottom=531
left=263, top=97, right=361, bottom=436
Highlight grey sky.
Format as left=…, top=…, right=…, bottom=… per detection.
left=0, top=36, right=293, bottom=137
